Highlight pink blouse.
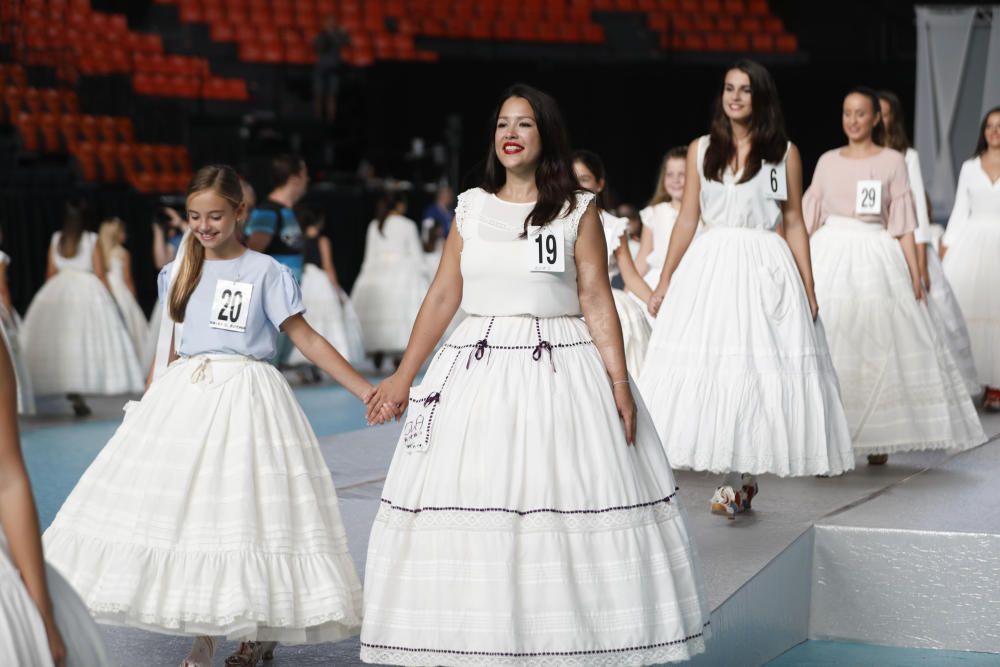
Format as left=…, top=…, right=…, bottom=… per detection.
left=803, top=148, right=917, bottom=237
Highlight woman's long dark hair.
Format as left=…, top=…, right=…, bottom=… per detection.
left=572, top=149, right=607, bottom=211
left=375, top=192, right=406, bottom=235
left=482, top=83, right=582, bottom=236
left=704, top=60, right=788, bottom=184
left=877, top=90, right=909, bottom=152
left=846, top=86, right=886, bottom=146
left=975, top=107, right=1000, bottom=156
left=57, top=200, right=86, bottom=258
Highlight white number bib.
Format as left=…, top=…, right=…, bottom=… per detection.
left=763, top=163, right=787, bottom=201
left=529, top=225, right=566, bottom=273
left=209, top=280, right=253, bottom=332
left=855, top=180, right=882, bottom=216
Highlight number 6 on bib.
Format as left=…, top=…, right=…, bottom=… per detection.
left=764, top=163, right=787, bottom=201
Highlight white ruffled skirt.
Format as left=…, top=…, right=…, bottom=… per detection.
left=361, top=315, right=710, bottom=666
left=811, top=217, right=985, bottom=454
left=107, top=273, right=147, bottom=356
left=43, top=355, right=364, bottom=643
left=612, top=288, right=651, bottom=375
left=351, top=258, right=429, bottom=354
left=21, top=270, right=143, bottom=396
left=0, top=307, right=34, bottom=415
left=288, top=264, right=366, bottom=367
left=639, top=226, right=854, bottom=477
left=942, top=218, right=1000, bottom=388
left=0, top=533, right=110, bottom=667
left=925, top=248, right=979, bottom=395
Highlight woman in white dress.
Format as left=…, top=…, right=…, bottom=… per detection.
left=351, top=194, right=430, bottom=370
left=142, top=208, right=188, bottom=370
left=43, top=165, right=378, bottom=667
left=98, top=218, right=147, bottom=355
left=360, top=84, right=709, bottom=665
left=573, top=149, right=653, bottom=374
left=636, top=146, right=689, bottom=293
left=640, top=61, right=854, bottom=516
left=877, top=90, right=979, bottom=396
left=805, top=88, right=985, bottom=464
left=942, top=107, right=1000, bottom=411
left=0, top=338, right=110, bottom=667
left=21, top=203, right=143, bottom=416
left=287, top=209, right=366, bottom=378
left=0, top=242, right=34, bottom=416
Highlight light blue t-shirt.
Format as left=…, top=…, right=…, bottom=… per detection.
left=158, top=249, right=304, bottom=360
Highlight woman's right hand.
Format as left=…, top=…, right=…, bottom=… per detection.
left=365, top=373, right=409, bottom=424
left=912, top=275, right=925, bottom=301
left=648, top=283, right=668, bottom=317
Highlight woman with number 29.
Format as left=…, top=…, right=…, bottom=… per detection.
left=639, top=61, right=853, bottom=518
left=360, top=84, right=708, bottom=665
left=804, top=87, right=984, bottom=465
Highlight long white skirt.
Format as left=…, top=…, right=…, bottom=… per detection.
left=942, top=218, right=1000, bottom=388
left=612, top=288, right=651, bottom=375
left=351, top=259, right=429, bottom=354
left=639, top=227, right=854, bottom=477
left=43, top=356, right=364, bottom=643
left=0, top=533, right=110, bottom=667
left=21, top=271, right=143, bottom=396
left=361, top=315, right=710, bottom=666
left=811, top=217, right=985, bottom=455
left=107, top=273, right=147, bottom=356
left=141, top=300, right=162, bottom=372
left=288, top=264, right=365, bottom=367
left=0, top=308, right=35, bottom=415
left=925, top=248, right=979, bottom=395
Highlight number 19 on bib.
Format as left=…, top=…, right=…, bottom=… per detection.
left=529, top=226, right=565, bottom=273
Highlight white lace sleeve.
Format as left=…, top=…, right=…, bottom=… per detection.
left=564, top=191, right=596, bottom=241
left=454, top=188, right=478, bottom=238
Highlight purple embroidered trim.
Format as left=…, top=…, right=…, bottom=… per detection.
left=379, top=488, right=680, bottom=517
left=360, top=624, right=709, bottom=658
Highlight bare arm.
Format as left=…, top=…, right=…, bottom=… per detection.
left=284, top=314, right=373, bottom=400
left=577, top=204, right=636, bottom=444
left=120, top=249, right=137, bottom=296
left=0, top=342, right=66, bottom=666
left=151, top=222, right=169, bottom=269
left=318, top=236, right=340, bottom=289
left=0, top=264, right=12, bottom=313
left=614, top=243, right=653, bottom=303
left=364, top=223, right=464, bottom=422
left=779, top=144, right=819, bottom=320
left=45, top=246, right=57, bottom=281
left=634, top=222, right=654, bottom=276
left=247, top=232, right=272, bottom=252
left=649, top=140, right=703, bottom=316
left=898, top=232, right=925, bottom=301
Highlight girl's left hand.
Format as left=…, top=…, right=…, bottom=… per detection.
left=365, top=374, right=409, bottom=424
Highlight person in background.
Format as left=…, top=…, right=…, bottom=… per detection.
left=313, top=16, right=350, bottom=123
left=98, top=218, right=146, bottom=355
left=420, top=184, right=455, bottom=277
left=0, top=230, right=34, bottom=416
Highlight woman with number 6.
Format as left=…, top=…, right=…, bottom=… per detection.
left=804, top=87, right=984, bottom=464
left=360, top=84, right=709, bottom=665
left=639, top=60, right=853, bottom=518
left=43, top=165, right=375, bottom=667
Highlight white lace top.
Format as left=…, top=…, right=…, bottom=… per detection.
left=456, top=188, right=595, bottom=317
left=51, top=231, right=97, bottom=272
left=697, top=135, right=788, bottom=231
left=639, top=202, right=681, bottom=270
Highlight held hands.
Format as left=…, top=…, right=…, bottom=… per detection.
left=647, top=288, right=666, bottom=318
left=364, top=373, right=409, bottom=425
left=613, top=382, right=637, bottom=446
left=912, top=276, right=926, bottom=302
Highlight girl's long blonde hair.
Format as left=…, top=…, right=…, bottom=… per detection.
left=97, top=217, right=124, bottom=272
left=647, top=146, right=688, bottom=207
left=168, top=165, right=244, bottom=322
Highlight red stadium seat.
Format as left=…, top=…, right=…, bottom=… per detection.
left=14, top=112, right=40, bottom=152
left=39, top=112, right=61, bottom=152
left=71, top=141, right=100, bottom=182
left=97, top=141, right=120, bottom=182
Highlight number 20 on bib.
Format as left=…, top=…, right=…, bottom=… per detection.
left=209, top=280, right=253, bottom=332
left=529, top=225, right=566, bottom=273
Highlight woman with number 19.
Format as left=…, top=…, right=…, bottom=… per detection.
left=804, top=88, right=984, bottom=464
left=639, top=60, right=853, bottom=518
left=360, top=84, right=708, bottom=665
left=43, top=165, right=373, bottom=667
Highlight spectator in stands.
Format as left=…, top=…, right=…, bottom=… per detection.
left=313, top=16, right=350, bottom=123
left=421, top=184, right=455, bottom=240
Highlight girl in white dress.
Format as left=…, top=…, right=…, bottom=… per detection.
left=0, top=242, right=34, bottom=416
left=640, top=61, right=854, bottom=516
left=0, top=339, right=110, bottom=667
left=287, top=209, right=366, bottom=376
left=351, top=194, right=430, bottom=370
left=942, top=107, right=1000, bottom=410
left=636, top=146, right=689, bottom=292
left=142, top=208, right=189, bottom=370
left=43, top=166, right=377, bottom=667
left=360, top=84, right=709, bottom=665
left=98, top=218, right=147, bottom=355
left=573, top=150, right=653, bottom=374
left=878, top=91, right=979, bottom=397
left=21, top=203, right=143, bottom=416
left=805, top=88, right=985, bottom=464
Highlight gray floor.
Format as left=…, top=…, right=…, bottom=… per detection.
left=93, top=411, right=1000, bottom=666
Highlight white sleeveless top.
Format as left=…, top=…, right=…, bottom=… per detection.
left=456, top=188, right=594, bottom=317
left=51, top=231, right=97, bottom=272
left=697, top=135, right=788, bottom=231
left=600, top=209, right=629, bottom=277
left=639, top=202, right=681, bottom=270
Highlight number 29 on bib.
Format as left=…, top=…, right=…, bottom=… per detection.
left=529, top=225, right=566, bottom=273
left=855, top=180, right=882, bottom=216
left=209, top=280, right=253, bottom=332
